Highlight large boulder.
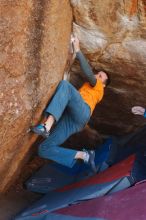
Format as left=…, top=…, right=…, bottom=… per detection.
left=0, top=0, right=72, bottom=192
left=1, top=0, right=146, bottom=193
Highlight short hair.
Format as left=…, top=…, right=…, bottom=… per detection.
left=93, top=68, right=111, bottom=87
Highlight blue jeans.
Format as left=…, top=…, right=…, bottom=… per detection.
left=38, top=80, right=91, bottom=167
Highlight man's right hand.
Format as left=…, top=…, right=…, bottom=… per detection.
left=131, top=106, right=145, bottom=116
left=71, top=35, right=80, bottom=53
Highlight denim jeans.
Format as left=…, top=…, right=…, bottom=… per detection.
left=38, top=80, right=91, bottom=167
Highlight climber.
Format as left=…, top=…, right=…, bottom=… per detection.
left=132, top=106, right=146, bottom=118
left=31, top=36, right=110, bottom=172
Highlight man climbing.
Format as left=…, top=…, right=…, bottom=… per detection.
left=132, top=106, right=146, bottom=118
left=32, top=36, right=110, bottom=172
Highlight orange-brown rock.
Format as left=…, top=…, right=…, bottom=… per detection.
left=1, top=0, right=146, bottom=193
left=0, top=0, right=72, bottom=192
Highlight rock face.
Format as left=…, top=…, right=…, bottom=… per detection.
left=1, top=0, right=146, bottom=193
left=0, top=0, right=72, bottom=192
left=70, top=0, right=146, bottom=134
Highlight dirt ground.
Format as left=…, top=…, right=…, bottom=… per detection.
left=0, top=189, right=41, bottom=220
left=0, top=156, right=45, bottom=220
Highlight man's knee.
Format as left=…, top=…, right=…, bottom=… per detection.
left=59, top=80, right=70, bottom=88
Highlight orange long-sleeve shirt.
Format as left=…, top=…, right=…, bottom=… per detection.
left=79, top=80, right=104, bottom=114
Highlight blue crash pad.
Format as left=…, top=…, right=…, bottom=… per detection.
left=25, top=138, right=112, bottom=193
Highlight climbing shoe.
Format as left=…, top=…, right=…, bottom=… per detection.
left=83, top=150, right=97, bottom=173
left=31, top=124, right=50, bottom=138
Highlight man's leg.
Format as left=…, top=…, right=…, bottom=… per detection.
left=38, top=112, right=84, bottom=167
left=32, top=80, right=88, bottom=137
left=38, top=109, right=96, bottom=172
left=44, top=115, right=55, bottom=133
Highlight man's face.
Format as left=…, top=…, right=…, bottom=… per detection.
left=95, top=71, right=108, bottom=86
